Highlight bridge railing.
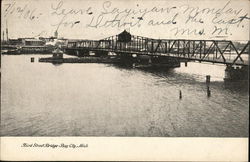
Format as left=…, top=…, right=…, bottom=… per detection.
left=66, top=34, right=249, bottom=66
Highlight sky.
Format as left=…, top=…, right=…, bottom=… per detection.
left=1, top=0, right=249, bottom=40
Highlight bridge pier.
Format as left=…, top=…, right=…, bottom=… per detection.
left=150, top=56, right=180, bottom=68
left=116, top=53, right=181, bottom=68
left=94, top=51, right=109, bottom=57
left=116, top=52, right=137, bottom=65
left=224, top=65, right=248, bottom=81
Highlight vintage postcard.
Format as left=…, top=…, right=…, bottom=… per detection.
left=0, top=0, right=249, bottom=161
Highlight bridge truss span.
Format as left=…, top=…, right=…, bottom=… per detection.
left=66, top=31, right=249, bottom=66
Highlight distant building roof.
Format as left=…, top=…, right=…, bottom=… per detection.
left=67, top=39, right=91, bottom=42
left=24, top=38, right=44, bottom=42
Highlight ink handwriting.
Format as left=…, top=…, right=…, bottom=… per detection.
left=2, top=0, right=249, bottom=37
left=4, top=1, right=42, bottom=20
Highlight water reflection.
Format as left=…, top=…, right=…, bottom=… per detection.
left=223, top=80, right=249, bottom=94
left=113, top=62, right=249, bottom=94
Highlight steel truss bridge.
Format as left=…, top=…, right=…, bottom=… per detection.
left=66, top=31, right=249, bottom=66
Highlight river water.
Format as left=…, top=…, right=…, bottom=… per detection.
left=1, top=54, right=249, bottom=137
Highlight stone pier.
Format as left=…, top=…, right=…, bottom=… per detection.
left=224, top=65, right=248, bottom=81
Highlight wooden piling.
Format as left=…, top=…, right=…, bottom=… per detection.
left=185, top=62, right=187, bottom=67
left=179, top=90, right=182, bottom=99
left=207, top=86, right=211, bottom=97
left=206, top=75, right=211, bottom=85
left=206, top=75, right=211, bottom=97
left=31, top=57, right=34, bottom=62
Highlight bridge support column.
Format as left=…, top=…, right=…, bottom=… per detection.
left=137, top=55, right=152, bottom=64
left=224, top=65, right=248, bottom=81
left=76, top=50, right=79, bottom=56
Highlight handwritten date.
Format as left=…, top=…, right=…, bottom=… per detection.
left=4, top=1, right=42, bottom=20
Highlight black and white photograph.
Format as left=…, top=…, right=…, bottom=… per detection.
left=0, top=0, right=249, bottom=160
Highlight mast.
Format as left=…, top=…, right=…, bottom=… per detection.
left=54, top=30, right=58, bottom=38
left=2, top=31, right=5, bottom=42
left=6, top=20, right=9, bottom=41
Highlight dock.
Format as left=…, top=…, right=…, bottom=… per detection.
left=38, top=56, right=121, bottom=64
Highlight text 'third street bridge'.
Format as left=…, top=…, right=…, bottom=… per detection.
left=65, top=30, right=249, bottom=67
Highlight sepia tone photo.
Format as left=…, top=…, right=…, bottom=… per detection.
left=1, top=0, right=249, bottom=139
